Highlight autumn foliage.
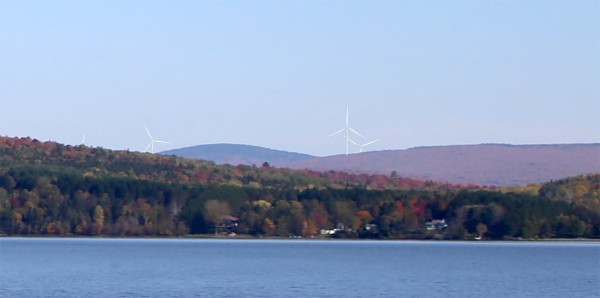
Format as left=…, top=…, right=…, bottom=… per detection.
left=0, top=136, right=598, bottom=239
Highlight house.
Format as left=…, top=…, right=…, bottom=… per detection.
left=426, top=219, right=448, bottom=231
left=363, top=224, right=379, bottom=233
left=320, top=229, right=337, bottom=235
left=221, top=215, right=239, bottom=232
left=320, top=223, right=354, bottom=236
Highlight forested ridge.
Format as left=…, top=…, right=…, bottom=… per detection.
left=0, top=136, right=598, bottom=239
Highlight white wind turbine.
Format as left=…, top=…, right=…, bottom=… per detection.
left=346, top=137, right=380, bottom=153
left=144, top=126, right=169, bottom=154
left=328, top=107, right=364, bottom=155
left=80, top=133, right=86, bottom=145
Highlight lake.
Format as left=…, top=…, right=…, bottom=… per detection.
left=0, top=238, right=598, bottom=297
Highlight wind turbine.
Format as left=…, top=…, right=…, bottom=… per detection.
left=80, top=133, right=86, bottom=145
left=144, top=126, right=169, bottom=154
left=328, top=107, right=364, bottom=155
left=346, top=137, right=380, bottom=153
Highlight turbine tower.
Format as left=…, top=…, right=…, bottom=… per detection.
left=81, top=133, right=86, bottom=145
left=328, top=107, right=364, bottom=155
left=144, top=126, right=169, bottom=154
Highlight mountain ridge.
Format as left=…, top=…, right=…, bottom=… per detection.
left=161, top=143, right=315, bottom=167
left=290, top=143, right=600, bottom=186
left=163, top=143, right=600, bottom=186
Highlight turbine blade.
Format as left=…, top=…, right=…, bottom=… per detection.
left=145, top=126, right=153, bottom=140
left=348, top=127, right=364, bottom=138
left=345, top=136, right=360, bottom=146
left=328, top=127, right=345, bottom=138
left=144, top=143, right=152, bottom=152
left=154, top=140, right=169, bottom=144
left=362, top=139, right=380, bottom=147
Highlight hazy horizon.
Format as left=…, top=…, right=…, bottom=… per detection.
left=1, top=1, right=598, bottom=156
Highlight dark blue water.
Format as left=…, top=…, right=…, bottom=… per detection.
left=0, top=238, right=598, bottom=297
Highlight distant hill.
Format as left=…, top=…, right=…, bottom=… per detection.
left=162, top=143, right=600, bottom=186
left=289, top=144, right=600, bottom=186
left=161, top=144, right=315, bottom=167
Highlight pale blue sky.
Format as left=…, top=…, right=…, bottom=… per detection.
left=1, top=0, right=598, bottom=156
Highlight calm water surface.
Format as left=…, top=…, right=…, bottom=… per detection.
left=0, top=238, right=598, bottom=297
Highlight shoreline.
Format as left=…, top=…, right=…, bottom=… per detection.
left=1, top=234, right=599, bottom=242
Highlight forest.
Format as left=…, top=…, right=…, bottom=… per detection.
left=0, top=136, right=598, bottom=239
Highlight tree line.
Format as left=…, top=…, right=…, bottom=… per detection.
left=0, top=136, right=598, bottom=239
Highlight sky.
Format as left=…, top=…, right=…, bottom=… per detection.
left=1, top=0, right=598, bottom=157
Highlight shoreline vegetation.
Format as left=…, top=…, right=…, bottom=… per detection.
left=0, top=136, right=599, bottom=240
left=1, top=234, right=599, bottom=243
